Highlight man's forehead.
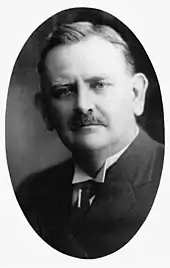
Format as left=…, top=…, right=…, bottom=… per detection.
left=45, top=35, right=130, bottom=81
left=46, top=35, right=125, bottom=64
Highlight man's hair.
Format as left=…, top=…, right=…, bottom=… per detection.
left=38, top=21, right=135, bottom=89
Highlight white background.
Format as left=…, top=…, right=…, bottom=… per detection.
left=0, top=0, right=170, bottom=267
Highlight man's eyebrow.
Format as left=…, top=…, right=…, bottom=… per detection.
left=52, top=79, right=73, bottom=85
left=52, top=76, right=112, bottom=86
left=84, top=76, right=111, bottom=83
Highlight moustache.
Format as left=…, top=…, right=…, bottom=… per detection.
left=68, top=109, right=108, bottom=131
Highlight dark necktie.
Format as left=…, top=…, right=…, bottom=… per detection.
left=72, top=180, right=99, bottom=212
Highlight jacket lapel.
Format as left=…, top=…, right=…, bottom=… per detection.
left=85, top=166, right=136, bottom=226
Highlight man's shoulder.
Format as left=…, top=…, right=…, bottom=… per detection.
left=139, top=128, right=164, bottom=162
left=15, top=158, right=74, bottom=207
left=128, top=128, right=164, bottom=161
left=107, top=128, right=164, bottom=186
left=30, top=158, right=74, bottom=182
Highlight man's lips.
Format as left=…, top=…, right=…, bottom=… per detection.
left=70, top=123, right=103, bottom=131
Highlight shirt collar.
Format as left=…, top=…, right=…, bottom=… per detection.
left=72, top=126, right=139, bottom=184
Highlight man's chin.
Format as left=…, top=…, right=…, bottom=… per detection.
left=59, top=126, right=109, bottom=151
left=72, top=142, right=106, bottom=152
left=72, top=134, right=108, bottom=152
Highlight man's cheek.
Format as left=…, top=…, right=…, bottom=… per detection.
left=57, top=113, right=72, bottom=131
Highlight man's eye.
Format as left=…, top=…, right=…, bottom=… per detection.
left=90, top=82, right=110, bottom=90
left=50, top=85, right=76, bottom=99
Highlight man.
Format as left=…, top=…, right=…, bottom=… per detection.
left=16, top=22, right=164, bottom=258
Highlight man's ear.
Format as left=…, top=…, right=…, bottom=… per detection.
left=34, top=92, right=54, bottom=131
left=132, top=73, right=149, bottom=116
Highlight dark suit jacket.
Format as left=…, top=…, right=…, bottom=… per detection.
left=16, top=129, right=164, bottom=259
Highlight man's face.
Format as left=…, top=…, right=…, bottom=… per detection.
left=44, top=36, right=140, bottom=153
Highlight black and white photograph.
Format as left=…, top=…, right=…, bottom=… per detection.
left=4, top=4, right=166, bottom=262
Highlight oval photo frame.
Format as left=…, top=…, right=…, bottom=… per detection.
left=6, top=7, right=164, bottom=259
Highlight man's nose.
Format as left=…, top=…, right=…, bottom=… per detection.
left=74, top=82, right=94, bottom=112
